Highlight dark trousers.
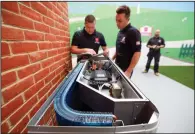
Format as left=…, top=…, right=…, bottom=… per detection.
left=145, top=53, right=160, bottom=73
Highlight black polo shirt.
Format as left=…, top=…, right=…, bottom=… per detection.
left=115, top=23, right=141, bottom=72
left=147, top=36, right=165, bottom=55
left=71, top=28, right=107, bottom=54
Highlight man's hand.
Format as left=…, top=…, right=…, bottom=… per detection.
left=154, top=46, right=160, bottom=50
left=124, top=69, right=133, bottom=78
left=85, top=48, right=96, bottom=55
left=103, top=49, right=109, bottom=57
left=153, top=45, right=157, bottom=49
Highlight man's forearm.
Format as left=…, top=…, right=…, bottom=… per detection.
left=71, top=47, right=87, bottom=54
left=159, top=45, right=165, bottom=48
left=147, top=45, right=154, bottom=48
left=126, top=52, right=141, bottom=72
left=112, top=52, right=116, bottom=60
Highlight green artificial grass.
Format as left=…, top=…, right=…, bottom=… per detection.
left=161, top=48, right=194, bottom=63
left=151, top=66, right=194, bottom=90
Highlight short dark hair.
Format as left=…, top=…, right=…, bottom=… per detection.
left=85, top=15, right=96, bottom=23
left=116, top=5, right=131, bottom=19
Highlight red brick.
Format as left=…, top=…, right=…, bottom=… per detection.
left=20, top=2, right=31, bottom=7
left=46, top=10, right=54, bottom=20
left=64, top=25, right=69, bottom=31
left=52, top=42, right=62, bottom=48
left=18, top=63, right=41, bottom=79
left=1, top=95, right=23, bottom=121
left=58, top=47, right=66, bottom=54
left=9, top=96, right=37, bottom=126
left=2, top=55, right=29, bottom=72
left=38, top=42, right=52, bottom=50
left=2, top=10, right=34, bottom=29
left=24, top=81, right=44, bottom=100
left=57, top=76, right=64, bottom=85
left=54, top=55, right=62, bottom=62
left=34, top=22, right=50, bottom=33
left=29, top=93, right=47, bottom=118
left=43, top=16, right=54, bottom=27
left=64, top=36, right=70, bottom=42
left=61, top=12, right=66, bottom=19
left=52, top=4, right=61, bottom=17
left=36, top=80, right=45, bottom=91
left=31, top=2, right=47, bottom=16
left=2, top=26, right=24, bottom=41
left=52, top=2, right=57, bottom=7
left=1, top=2, right=19, bottom=13
left=29, top=51, right=47, bottom=63
left=41, top=2, right=53, bottom=9
left=47, top=86, right=55, bottom=98
left=2, top=76, right=34, bottom=103
left=56, top=36, right=67, bottom=41
left=24, top=31, right=44, bottom=41
left=48, top=119, right=53, bottom=126
left=49, top=11, right=58, bottom=22
left=19, top=4, right=42, bottom=22
left=65, top=32, right=70, bottom=38
left=55, top=65, right=64, bottom=76
left=45, top=72, right=55, bottom=84
left=1, top=42, right=10, bottom=56
left=55, top=22, right=64, bottom=30
left=61, top=42, right=69, bottom=47
left=43, top=110, right=52, bottom=125
left=29, top=103, right=40, bottom=119
left=58, top=17, right=65, bottom=25
left=49, top=62, right=60, bottom=73
left=38, top=95, right=47, bottom=107
left=9, top=115, right=29, bottom=134
left=22, top=127, right=28, bottom=134
left=1, top=71, right=17, bottom=88
left=65, top=47, right=71, bottom=52
left=57, top=3, right=64, bottom=14
left=41, top=58, right=54, bottom=68
left=38, top=83, right=51, bottom=99
left=10, top=42, right=38, bottom=54
left=48, top=49, right=58, bottom=57
left=38, top=117, right=45, bottom=125
left=50, top=27, right=60, bottom=35
left=24, top=85, right=35, bottom=101
left=60, top=31, right=66, bottom=36
left=1, top=121, right=10, bottom=133
left=45, top=34, right=56, bottom=41
left=34, top=68, right=50, bottom=82
left=61, top=52, right=70, bottom=59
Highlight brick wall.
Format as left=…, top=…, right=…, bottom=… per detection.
left=1, top=2, right=72, bottom=133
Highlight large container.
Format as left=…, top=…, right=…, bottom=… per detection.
left=27, top=57, right=159, bottom=134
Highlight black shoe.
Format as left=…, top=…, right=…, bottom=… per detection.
left=142, top=70, right=148, bottom=73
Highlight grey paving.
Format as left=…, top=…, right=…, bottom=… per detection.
left=131, top=66, right=194, bottom=133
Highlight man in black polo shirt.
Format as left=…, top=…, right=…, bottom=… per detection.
left=71, top=14, right=109, bottom=62
left=112, top=5, right=141, bottom=78
left=143, top=29, right=165, bottom=76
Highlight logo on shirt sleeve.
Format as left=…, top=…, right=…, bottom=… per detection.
left=95, top=38, right=100, bottom=44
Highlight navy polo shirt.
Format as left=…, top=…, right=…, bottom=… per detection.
left=71, top=28, right=107, bottom=54
left=147, top=36, right=165, bottom=55
left=115, top=23, right=142, bottom=71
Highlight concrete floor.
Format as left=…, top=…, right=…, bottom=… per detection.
left=131, top=67, right=194, bottom=133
